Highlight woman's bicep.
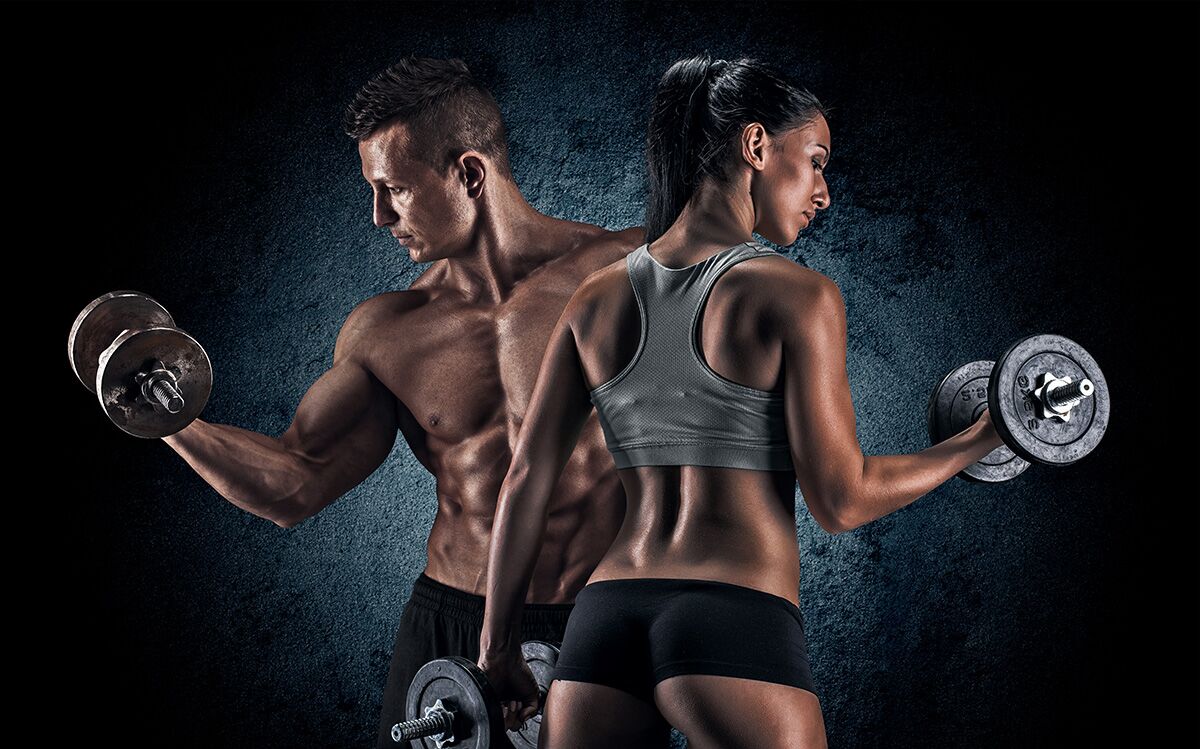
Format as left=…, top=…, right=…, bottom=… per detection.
left=781, top=277, right=864, bottom=532
left=507, top=303, right=595, bottom=494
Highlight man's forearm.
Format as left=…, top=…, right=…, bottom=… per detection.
left=162, top=419, right=312, bottom=528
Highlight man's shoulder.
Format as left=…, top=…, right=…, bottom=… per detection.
left=556, top=228, right=649, bottom=320
left=570, top=225, right=645, bottom=267
left=533, top=223, right=643, bottom=275
left=335, top=289, right=428, bottom=344
left=349, top=288, right=428, bottom=320
left=520, top=223, right=642, bottom=295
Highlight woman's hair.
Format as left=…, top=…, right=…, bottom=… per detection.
left=645, top=54, right=826, bottom=242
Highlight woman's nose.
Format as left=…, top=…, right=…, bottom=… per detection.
left=814, top=181, right=831, bottom=211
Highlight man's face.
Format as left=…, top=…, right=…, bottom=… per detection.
left=358, top=120, right=476, bottom=263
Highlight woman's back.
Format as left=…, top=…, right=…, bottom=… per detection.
left=571, top=239, right=831, bottom=603
left=477, top=56, right=1006, bottom=748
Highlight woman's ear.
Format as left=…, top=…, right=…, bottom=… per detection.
left=741, top=122, right=769, bottom=172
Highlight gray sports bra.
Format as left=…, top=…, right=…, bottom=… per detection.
left=589, top=241, right=794, bottom=472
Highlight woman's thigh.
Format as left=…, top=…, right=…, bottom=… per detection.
left=541, top=678, right=673, bottom=749
left=654, top=674, right=827, bottom=749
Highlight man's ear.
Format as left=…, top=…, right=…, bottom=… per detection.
left=457, top=151, right=487, bottom=198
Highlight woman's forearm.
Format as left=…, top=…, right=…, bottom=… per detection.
left=836, top=418, right=1005, bottom=531
left=480, top=462, right=554, bottom=656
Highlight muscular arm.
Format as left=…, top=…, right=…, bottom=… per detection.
left=162, top=299, right=399, bottom=528
left=779, top=273, right=1005, bottom=534
left=479, top=296, right=594, bottom=657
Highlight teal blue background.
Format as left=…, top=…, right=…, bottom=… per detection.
left=36, top=2, right=1197, bottom=746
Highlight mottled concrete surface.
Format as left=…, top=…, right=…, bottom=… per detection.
left=35, top=1, right=1196, bottom=747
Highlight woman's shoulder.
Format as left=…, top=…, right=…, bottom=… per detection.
left=724, top=246, right=843, bottom=329
left=559, top=247, right=640, bottom=329
left=730, top=244, right=837, bottom=293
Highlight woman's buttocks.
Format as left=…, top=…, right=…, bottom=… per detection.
left=589, top=465, right=802, bottom=602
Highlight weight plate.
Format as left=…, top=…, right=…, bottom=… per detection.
left=405, top=656, right=503, bottom=749
left=96, top=327, right=212, bottom=438
left=68, top=291, right=174, bottom=393
left=989, top=334, right=1110, bottom=466
left=927, top=360, right=1030, bottom=482
left=507, top=641, right=561, bottom=749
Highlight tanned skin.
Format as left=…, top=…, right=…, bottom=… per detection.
left=478, top=115, right=1007, bottom=748
left=162, top=116, right=642, bottom=604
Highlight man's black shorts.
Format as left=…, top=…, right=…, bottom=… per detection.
left=374, top=572, right=574, bottom=749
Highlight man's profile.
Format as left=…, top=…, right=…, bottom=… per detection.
left=156, top=56, right=642, bottom=746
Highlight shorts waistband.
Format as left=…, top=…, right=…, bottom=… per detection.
left=409, top=572, right=575, bottom=626
left=582, top=576, right=804, bottom=623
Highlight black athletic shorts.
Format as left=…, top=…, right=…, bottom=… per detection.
left=552, top=577, right=817, bottom=705
left=374, top=572, right=574, bottom=749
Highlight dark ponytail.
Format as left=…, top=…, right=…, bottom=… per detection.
left=644, top=54, right=826, bottom=243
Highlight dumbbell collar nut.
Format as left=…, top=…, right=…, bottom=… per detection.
left=390, top=697, right=456, bottom=746
left=1031, top=371, right=1089, bottom=422
left=134, top=361, right=185, bottom=414
left=427, top=698, right=456, bottom=748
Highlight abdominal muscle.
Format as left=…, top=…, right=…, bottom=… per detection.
left=586, top=464, right=803, bottom=605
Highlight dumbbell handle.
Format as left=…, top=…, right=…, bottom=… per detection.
left=1044, top=378, right=1093, bottom=410
left=136, top=363, right=186, bottom=414
left=149, top=378, right=185, bottom=413
left=390, top=687, right=550, bottom=744
left=391, top=703, right=454, bottom=743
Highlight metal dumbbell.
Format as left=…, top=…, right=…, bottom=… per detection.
left=68, top=290, right=212, bottom=438
left=394, top=641, right=559, bottom=749
left=928, top=333, right=1110, bottom=482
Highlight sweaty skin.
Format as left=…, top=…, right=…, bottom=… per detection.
left=162, top=115, right=644, bottom=604
left=478, top=116, right=1007, bottom=741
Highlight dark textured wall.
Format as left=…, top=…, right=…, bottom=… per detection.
left=32, top=1, right=1196, bottom=747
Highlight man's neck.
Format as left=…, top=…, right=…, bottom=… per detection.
left=436, top=180, right=567, bottom=305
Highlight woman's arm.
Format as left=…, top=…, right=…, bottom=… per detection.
left=479, top=293, right=596, bottom=658
left=775, top=269, right=1005, bottom=534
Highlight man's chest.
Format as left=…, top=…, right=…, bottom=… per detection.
left=370, top=286, right=575, bottom=442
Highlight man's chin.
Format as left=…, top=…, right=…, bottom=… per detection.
left=408, top=244, right=454, bottom=263
left=407, top=246, right=437, bottom=264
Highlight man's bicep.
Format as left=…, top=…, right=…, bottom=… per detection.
left=279, top=302, right=399, bottom=508
left=280, top=357, right=397, bottom=504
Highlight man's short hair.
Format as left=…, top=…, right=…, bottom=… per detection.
left=343, top=56, right=513, bottom=181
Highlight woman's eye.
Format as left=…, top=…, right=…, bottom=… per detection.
left=812, top=159, right=824, bottom=173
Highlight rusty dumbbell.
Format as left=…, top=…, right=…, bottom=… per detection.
left=69, top=290, right=212, bottom=438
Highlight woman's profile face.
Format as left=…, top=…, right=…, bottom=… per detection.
left=752, top=115, right=831, bottom=245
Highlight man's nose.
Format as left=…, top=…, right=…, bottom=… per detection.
left=372, top=193, right=398, bottom=227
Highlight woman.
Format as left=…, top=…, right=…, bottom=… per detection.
left=477, top=54, right=1005, bottom=748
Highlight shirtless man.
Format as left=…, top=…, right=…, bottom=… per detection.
left=158, top=57, right=641, bottom=747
